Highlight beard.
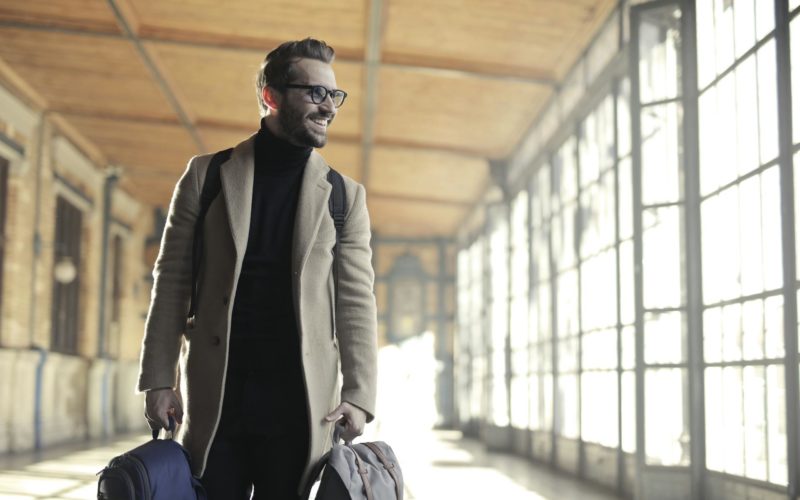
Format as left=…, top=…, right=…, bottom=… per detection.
left=278, top=102, right=332, bottom=148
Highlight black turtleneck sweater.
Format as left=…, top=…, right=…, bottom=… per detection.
left=220, top=120, right=312, bottom=437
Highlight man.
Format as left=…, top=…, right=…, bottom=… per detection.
left=137, top=38, right=378, bottom=499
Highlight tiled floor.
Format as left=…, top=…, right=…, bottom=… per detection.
left=0, top=428, right=621, bottom=500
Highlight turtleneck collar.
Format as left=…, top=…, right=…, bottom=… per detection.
left=254, top=117, right=312, bottom=174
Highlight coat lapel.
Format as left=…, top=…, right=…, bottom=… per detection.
left=293, top=151, right=332, bottom=274
left=220, top=133, right=256, bottom=260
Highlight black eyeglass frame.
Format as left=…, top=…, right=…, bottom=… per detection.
left=282, top=84, right=348, bottom=107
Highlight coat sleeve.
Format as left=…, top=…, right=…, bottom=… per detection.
left=335, top=183, right=378, bottom=422
left=137, top=157, right=201, bottom=392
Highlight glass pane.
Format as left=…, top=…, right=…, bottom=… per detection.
left=529, top=373, right=541, bottom=430
left=705, top=367, right=724, bottom=472
left=722, top=303, right=743, bottom=362
left=741, top=299, right=765, bottom=360
left=581, top=371, right=619, bottom=447
left=638, top=6, right=682, bottom=103
left=620, top=240, right=635, bottom=326
left=556, top=374, right=579, bottom=439
left=582, top=328, right=618, bottom=370
left=743, top=365, right=767, bottom=481
left=698, top=76, right=736, bottom=196
left=704, top=306, right=722, bottom=363
left=733, top=0, right=756, bottom=59
left=510, top=375, right=529, bottom=429
left=622, top=370, right=636, bottom=453
left=644, top=311, right=685, bottom=364
left=557, top=270, right=580, bottom=339
left=641, top=102, right=683, bottom=205
left=757, top=40, right=778, bottom=164
left=701, top=190, right=740, bottom=304
left=735, top=56, right=759, bottom=177
left=642, top=206, right=683, bottom=309
left=696, top=0, right=716, bottom=89
left=713, top=0, right=735, bottom=75
left=618, top=78, right=632, bottom=158
left=761, top=168, right=783, bottom=292
left=491, top=370, right=509, bottom=426
left=580, top=250, right=617, bottom=332
left=768, top=365, right=787, bottom=484
left=619, top=157, right=634, bottom=240
left=645, top=368, right=689, bottom=465
left=558, top=338, right=579, bottom=373
left=739, top=173, right=764, bottom=295
left=622, top=325, right=636, bottom=370
left=755, top=0, right=775, bottom=41
left=765, top=294, right=784, bottom=359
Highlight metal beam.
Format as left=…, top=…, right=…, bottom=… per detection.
left=774, top=0, right=800, bottom=496
left=105, top=0, right=206, bottom=153
left=359, top=0, right=385, bottom=189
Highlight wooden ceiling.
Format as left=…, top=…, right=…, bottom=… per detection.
left=0, top=0, right=616, bottom=237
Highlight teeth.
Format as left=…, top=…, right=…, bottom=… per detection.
left=311, top=118, right=327, bottom=127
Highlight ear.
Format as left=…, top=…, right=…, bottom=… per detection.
left=262, top=86, right=281, bottom=112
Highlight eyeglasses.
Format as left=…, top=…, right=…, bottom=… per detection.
left=283, top=84, right=347, bottom=108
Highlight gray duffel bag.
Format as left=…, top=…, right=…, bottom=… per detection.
left=305, top=437, right=403, bottom=500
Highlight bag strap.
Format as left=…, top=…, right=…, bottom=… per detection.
left=363, top=442, right=402, bottom=499
left=326, top=168, right=346, bottom=323
left=188, top=148, right=233, bottom=324
left=348, top=443, right=375, bottom=500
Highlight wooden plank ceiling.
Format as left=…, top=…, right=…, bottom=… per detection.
left=0, top=0, right=615, bottom=237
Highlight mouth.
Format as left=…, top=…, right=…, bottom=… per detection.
left=308, top=116, right=330, bottom=133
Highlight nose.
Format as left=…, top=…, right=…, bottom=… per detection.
left=319, top=93, right=336, bottom=115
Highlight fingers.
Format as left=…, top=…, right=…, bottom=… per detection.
left=325, top=403, right=345, bottom=422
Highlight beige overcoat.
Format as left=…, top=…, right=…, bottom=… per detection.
left=136, top=133, right=378, bottom=493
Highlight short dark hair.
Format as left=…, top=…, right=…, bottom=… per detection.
left=255, top=38, right=336, bottom=116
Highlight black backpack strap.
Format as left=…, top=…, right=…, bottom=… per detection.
left=326, top=168, right=347, bottom=328
left=188, top=148, right=233, bottom=324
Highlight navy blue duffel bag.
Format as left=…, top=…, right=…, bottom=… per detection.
left=97, top=418, right=206, bottom=500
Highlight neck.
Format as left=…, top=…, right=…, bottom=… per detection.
left=263, top=114, right=297, bottom=146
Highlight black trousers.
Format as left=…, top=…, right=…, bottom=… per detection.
left=200, top=427, right=309, bottom=500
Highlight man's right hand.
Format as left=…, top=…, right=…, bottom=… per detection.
left=144, top=388, right=183, bottom=431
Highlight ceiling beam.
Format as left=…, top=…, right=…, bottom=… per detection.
left=0, top=19, right=557, bottom=87
left=359, top=0, right=387, bottom=190
left=105, top=0, right=206, bottom=153
left=368, top=192, right=473, bottom=207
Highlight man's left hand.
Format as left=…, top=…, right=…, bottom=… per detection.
left=325, top=401, right=367, bottom=442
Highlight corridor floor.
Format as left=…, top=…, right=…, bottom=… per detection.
left=0, top=428, right=622, bottom=499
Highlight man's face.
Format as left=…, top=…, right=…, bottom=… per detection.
left=273, top=58, right=338, bottom=148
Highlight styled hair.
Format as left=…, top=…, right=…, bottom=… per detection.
left=255, top=38, right=336, bottom=116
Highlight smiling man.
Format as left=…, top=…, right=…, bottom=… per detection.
left=137, top=38, right=378, bottom=499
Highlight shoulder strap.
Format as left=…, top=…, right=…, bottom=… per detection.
left=188, top=148, right=233, bottom=322
left=326, top=167, right=347, bottom=316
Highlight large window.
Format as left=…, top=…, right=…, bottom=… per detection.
left=579, top=95, right=620, bottom=449
left=530, top=165, right=553, bottom=457
left=552, top=138, right=581, bottom=448
left=50, top=196, right=83, bottom=354
left=488, top=206, right=510, bottom=427
left=697, top=0, right=787, bottom=484
left=510, top=191, right=530, bottom=429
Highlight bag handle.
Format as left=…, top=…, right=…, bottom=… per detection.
left=151, top=415, right=176, bottom=440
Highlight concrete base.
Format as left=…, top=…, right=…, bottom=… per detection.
left=0, top=347, right=148, bottom=455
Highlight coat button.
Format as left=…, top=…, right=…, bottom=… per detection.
left=222, top=295, right=229, bottom=306
left=211, top=336, right=221, bottom=346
